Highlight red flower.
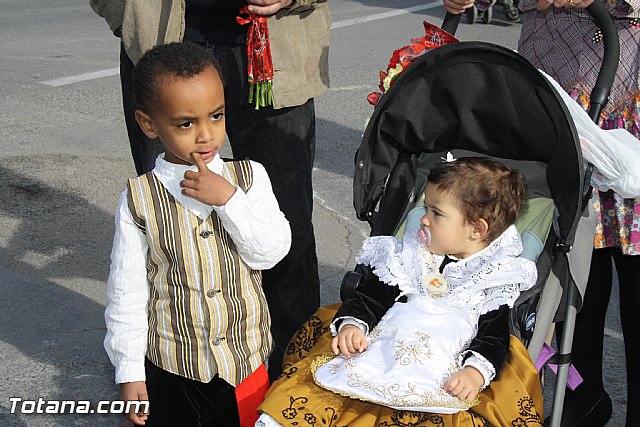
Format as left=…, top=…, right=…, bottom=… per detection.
left=369, top=21, right=459, bottom=107
left=367, top=92, right=382, bottom=106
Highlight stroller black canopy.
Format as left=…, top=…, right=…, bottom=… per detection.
left=354, top=41, right=584, bottom=246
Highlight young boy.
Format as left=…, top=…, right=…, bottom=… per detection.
left=104, top=42, right=291, bottom=427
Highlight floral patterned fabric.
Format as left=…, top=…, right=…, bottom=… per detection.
left=518, top=2, right=640, bottom=254
left=256, top=304, right=544, bottom=427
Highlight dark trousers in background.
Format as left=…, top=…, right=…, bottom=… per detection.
left=144, top=359, right=240, bottom=427
left=120, top=46, right=164, bottom=174
left=557, top=247, right=640, bottom=426
left=120, top=43, right=321, bottom=382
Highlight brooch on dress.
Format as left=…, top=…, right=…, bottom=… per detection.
left=417, top=228, right=449, bottom=298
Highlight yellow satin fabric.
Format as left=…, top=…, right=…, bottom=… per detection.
left=258, top=304, right=544, bottom=427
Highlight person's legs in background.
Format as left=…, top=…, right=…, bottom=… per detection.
left=612, top=250, right=640, bottom=426
left=555, top=248, right=613, bottom=427
left=227, top=100, right=320, bottom=382
left=120, top=45, right=164, bottom=175
left=206, top=42, right=321, bottom=382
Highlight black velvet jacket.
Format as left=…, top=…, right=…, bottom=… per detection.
left=334, top=265, right=511, bottom=375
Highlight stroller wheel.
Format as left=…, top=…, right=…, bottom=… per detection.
left=503, top=4, right=521, bottom=22
left=482, top=6, right=493, bottom=24
left=465, top=5, right=478, bottom=24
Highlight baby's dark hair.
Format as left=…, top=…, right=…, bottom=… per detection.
left=133, top=42, right=222, bottom=112
left=427, top=157, right=527, bottom=242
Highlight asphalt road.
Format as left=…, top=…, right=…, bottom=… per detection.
left=0, top=1, right=627, bottom=426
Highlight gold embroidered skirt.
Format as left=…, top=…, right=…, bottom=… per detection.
left=258, top=304, right=544, bottom=427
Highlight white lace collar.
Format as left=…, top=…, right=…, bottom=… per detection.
left=434, top=225, right=524, bottom=280
left=355, top=225, right=537, bottom=318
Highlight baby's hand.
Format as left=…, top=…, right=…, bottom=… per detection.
left=181, top=153, right=236, bottom=206
left=119, top=381, right=149, bottom=425
left=443, top=366, right=484, bottom=401
left=331, top=324, right=368, bottom=358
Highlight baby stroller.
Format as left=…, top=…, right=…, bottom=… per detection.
left=347, top=5, right=618, bottom=427
left=257, top=4, right=619, bottom=427
left=465, top=0, right=520, bottom=25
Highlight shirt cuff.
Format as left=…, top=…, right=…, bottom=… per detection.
left=460, top=351, right=495, bottom=389
left=213, top=184, right=245, bottom=213
left=114, top=360, right=146, bottom=384
left=330, top=317, right=369, bottom=336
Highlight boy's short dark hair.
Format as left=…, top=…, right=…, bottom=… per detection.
left=427, top=157, right=527, bottom=242
left=133, top=42, right=222, bottom=112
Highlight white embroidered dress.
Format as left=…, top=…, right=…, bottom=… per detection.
left=312, top=225, right=537, bottom=414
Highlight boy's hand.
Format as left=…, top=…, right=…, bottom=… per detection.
left=331, top=325, right=368, bottom=358
left=119, top=381, right=149, bottom=425
left=181, top=153, right=236, bottom=206
left=443, top=366, right=484, bottom=401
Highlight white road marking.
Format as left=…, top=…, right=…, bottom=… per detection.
left=331, top=2, right=442, bottom=29
left=40, top=67, right=119, bottom=87
left=604, top=327, right=623, bottom=341
left=313, top=192, right=370, bottom=239
left=329, top=85, right=371, bottom=91
left=39, top=2, right=441, bottom=87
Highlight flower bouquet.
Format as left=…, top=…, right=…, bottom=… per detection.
left=367, top=21, right=459, bottom=107
left=237, top=5, right=275, bottom=109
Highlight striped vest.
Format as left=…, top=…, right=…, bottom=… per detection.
left=126, top=160, right=272, bottom=386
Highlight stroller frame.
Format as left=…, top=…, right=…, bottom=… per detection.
left=345, top=5, right=620, bottom=426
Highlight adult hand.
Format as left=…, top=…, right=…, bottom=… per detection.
left=119, top=381, right=149, bottom=425
left=247, top=0, right=294, bottom=16
left=331, top=325, right=368, bottom=358
left=442, top=0, right=475, bottom=14
left=443, top=366, right=484, bottom=401
left=536, top=0, right=593, bottom=11
left=181, top=153, right=236, bottom=206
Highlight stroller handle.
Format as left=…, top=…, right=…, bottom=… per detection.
left=441, top=10, right=462, bottom=35
left=441, top=2, right=619, bottom=121
left=585, top=1, right=620, bottom=121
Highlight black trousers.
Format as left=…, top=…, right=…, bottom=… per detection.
left=559, top=247, right=640, bottom=425
left=120, top=43, right=321, bottom=381
left=144, top=360, right=240, bottom=427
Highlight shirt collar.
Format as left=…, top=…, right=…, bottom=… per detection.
left=154, top=152, right=224, bottom=177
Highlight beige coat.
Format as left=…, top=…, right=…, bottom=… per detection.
left=90, top=0, right=330, bottom=108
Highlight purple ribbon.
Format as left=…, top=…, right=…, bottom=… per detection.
left=535, top=343, right=583, bottom=390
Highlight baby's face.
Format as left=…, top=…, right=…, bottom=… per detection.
left=142, top=66, right=226, bottom=166
left=420, top=186, right=477, bottom=259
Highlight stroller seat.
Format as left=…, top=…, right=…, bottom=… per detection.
left=257, top=185, right=549, bottom=426
left=257, top=306, right=543, bottom=427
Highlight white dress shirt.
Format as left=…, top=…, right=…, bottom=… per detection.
left=104, top=153, right=291, bottom=384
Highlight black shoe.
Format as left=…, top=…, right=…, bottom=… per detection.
left=545, top=391, right=612, bottom=427
left=503, top=5, right=520, bottom=22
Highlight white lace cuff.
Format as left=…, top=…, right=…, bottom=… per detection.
left=330, top=316, right=369, bottom=336
left=256, top=413, right=283, bottom=427
left=459, top=351, right=495, bottom=389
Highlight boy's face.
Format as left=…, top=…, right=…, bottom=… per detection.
left=135, top=65, right=225, bottom=166
left=420, top=185, right=480, bottom=259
